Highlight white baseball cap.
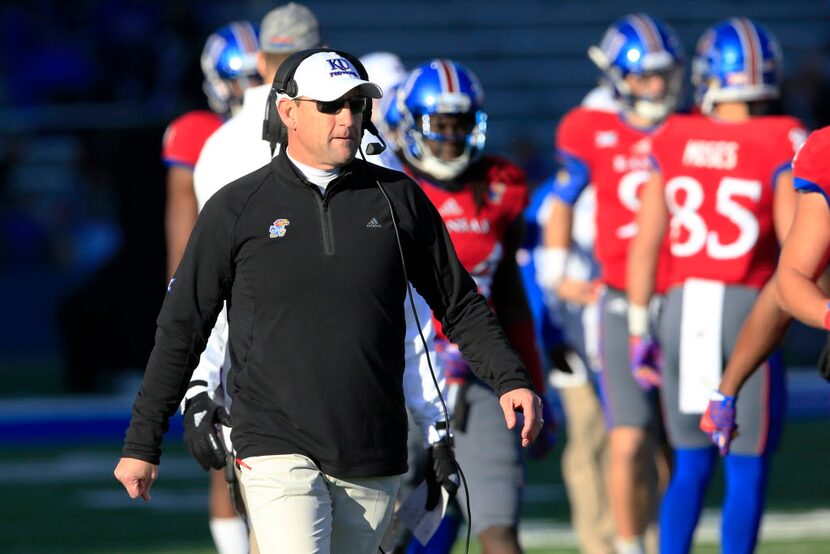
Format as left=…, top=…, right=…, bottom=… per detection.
left=292, top=51, right=383, bottom=101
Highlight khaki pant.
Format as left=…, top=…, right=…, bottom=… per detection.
left=232, top=463, right=259, bottom=554
left=239, top=454, right=400, bottom=554
left=558, top=383, right=616, bottom=554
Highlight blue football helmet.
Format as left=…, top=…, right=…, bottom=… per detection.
left=692, top=18, right=782, bottom=114
left=588, top=13, right=684, bottom=122
left=201, top=21, right=261, bottom=115
left=395, top=59, right=487, bottom=181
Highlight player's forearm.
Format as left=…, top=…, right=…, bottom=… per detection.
left=626, top=238, right=658, bottom=310
left=544, top=200, right=573, bottom=250
left=165, top=218, right=195, bottom=280
left=164, top=169, right=199, bottom=279
left=719, top=277, right=791, bottom=396
left=539, top=201, right=574, bottom=292
left=626, top=171, right=666, bottom=312
left=776, top=267, right=830, bottom=329
left=164, top=183, right=198, bottom=279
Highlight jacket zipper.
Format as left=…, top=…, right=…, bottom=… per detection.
left=317, top=173, right=350, bottom=256
left=301, top=171, right=350, bottom=257
left=318, top=195, right=335, bottom=256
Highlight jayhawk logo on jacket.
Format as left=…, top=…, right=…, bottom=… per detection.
left=269, top=218, right=290, bottom=238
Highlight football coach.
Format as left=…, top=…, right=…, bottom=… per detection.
left=115, top=48, right=542, bottom=553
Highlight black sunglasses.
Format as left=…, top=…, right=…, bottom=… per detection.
left=295, top=97, right=368, bottom=115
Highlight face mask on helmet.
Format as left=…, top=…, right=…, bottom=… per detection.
left=395, top=59, right=487, bottom=181
left=588, top=13, right=685, bottom=123
left=201, top=21, right=262, bottom=116
left=692, top=18, right=782, bottom=115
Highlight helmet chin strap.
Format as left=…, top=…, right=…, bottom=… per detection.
left=405, top=132, right=471, bottom=181
left=632, top=98, right=670, bottom=122
left=418, top=154, right=470, bottom=181
left=701, top=84, right=780, bottom=116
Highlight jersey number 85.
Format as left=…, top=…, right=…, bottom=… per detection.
left=665, top=176, right=762, bottom=260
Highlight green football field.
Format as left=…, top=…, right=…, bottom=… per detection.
left=1, top=420, right=828, bottom=553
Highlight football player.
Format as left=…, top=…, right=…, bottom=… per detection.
left=775, top=125, right=830, bottom=328
left=163, top=21, right=261, bottom=280
left=390, top=59, right=551, bottom=553
left=700, top=124, right=830, bottom=457
left=540, top=14, right=684, bottom=554
left=627, top=18, right=807, bottom=553
left=160, top=20, right=260, bottom=554
left=519, top=171, right=616, bottom=554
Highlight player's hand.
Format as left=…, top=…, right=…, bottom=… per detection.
left=183, top=391, right=231, bottom=471
left=114, top=457, right=158, bottom=501
left=425, top=440, right=460, bottom=511
left=499, top=387, right=543, bottom=447
left=528, top=402, right=557, bottom=460
left=699, top=390, right=738, bottom=456
left=557, top=279, right=599, bottom=305
left=629, top=335, right=662, bottom=391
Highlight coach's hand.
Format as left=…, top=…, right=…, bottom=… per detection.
left=183, top=391, right=231, bottom=471
left=425, top=440, right=460, bottom=511
left=499, top=387, right=543, bottom=447
left=114, top=457, right=158, bottom=501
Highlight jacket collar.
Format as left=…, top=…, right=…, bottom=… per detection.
left=270, top=147, right=360, bottom=193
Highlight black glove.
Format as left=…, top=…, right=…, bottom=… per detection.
left=548, top=344, right=574, bottom=374
left=819, top=332, right=830, bottom=382
left=183, top=391, right=231, bottom=471
left=425, top=440, right=460, bottom=511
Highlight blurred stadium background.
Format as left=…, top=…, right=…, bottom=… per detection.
left=1, top=0, right=828, bottom=552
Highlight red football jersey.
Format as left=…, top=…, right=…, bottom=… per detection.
left=793, top=125, right=830, bottom=205
left=651, top=114, right=807, bottom=288
left=161, top=110, right=223, bottom=169
left=555, top=107, right=672, bottom=292
left=409, top=155, right=528, bottom=338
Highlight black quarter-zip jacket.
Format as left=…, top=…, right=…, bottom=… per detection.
left=123, top=150, right=533, bottom=478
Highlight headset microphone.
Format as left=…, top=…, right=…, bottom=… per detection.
left=364, top=121, right=387, bottom=155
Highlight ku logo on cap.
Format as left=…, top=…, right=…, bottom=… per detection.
left=327, top=58, right=352, bottom=71
left=269, top=218, right=290, bottom=238
left=326, top=58, right=358, bottom=78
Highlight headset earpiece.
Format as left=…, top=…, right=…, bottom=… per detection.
left=284, top=79, right=298, bottom=98
left=262, top=85, right=281, bottom=151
